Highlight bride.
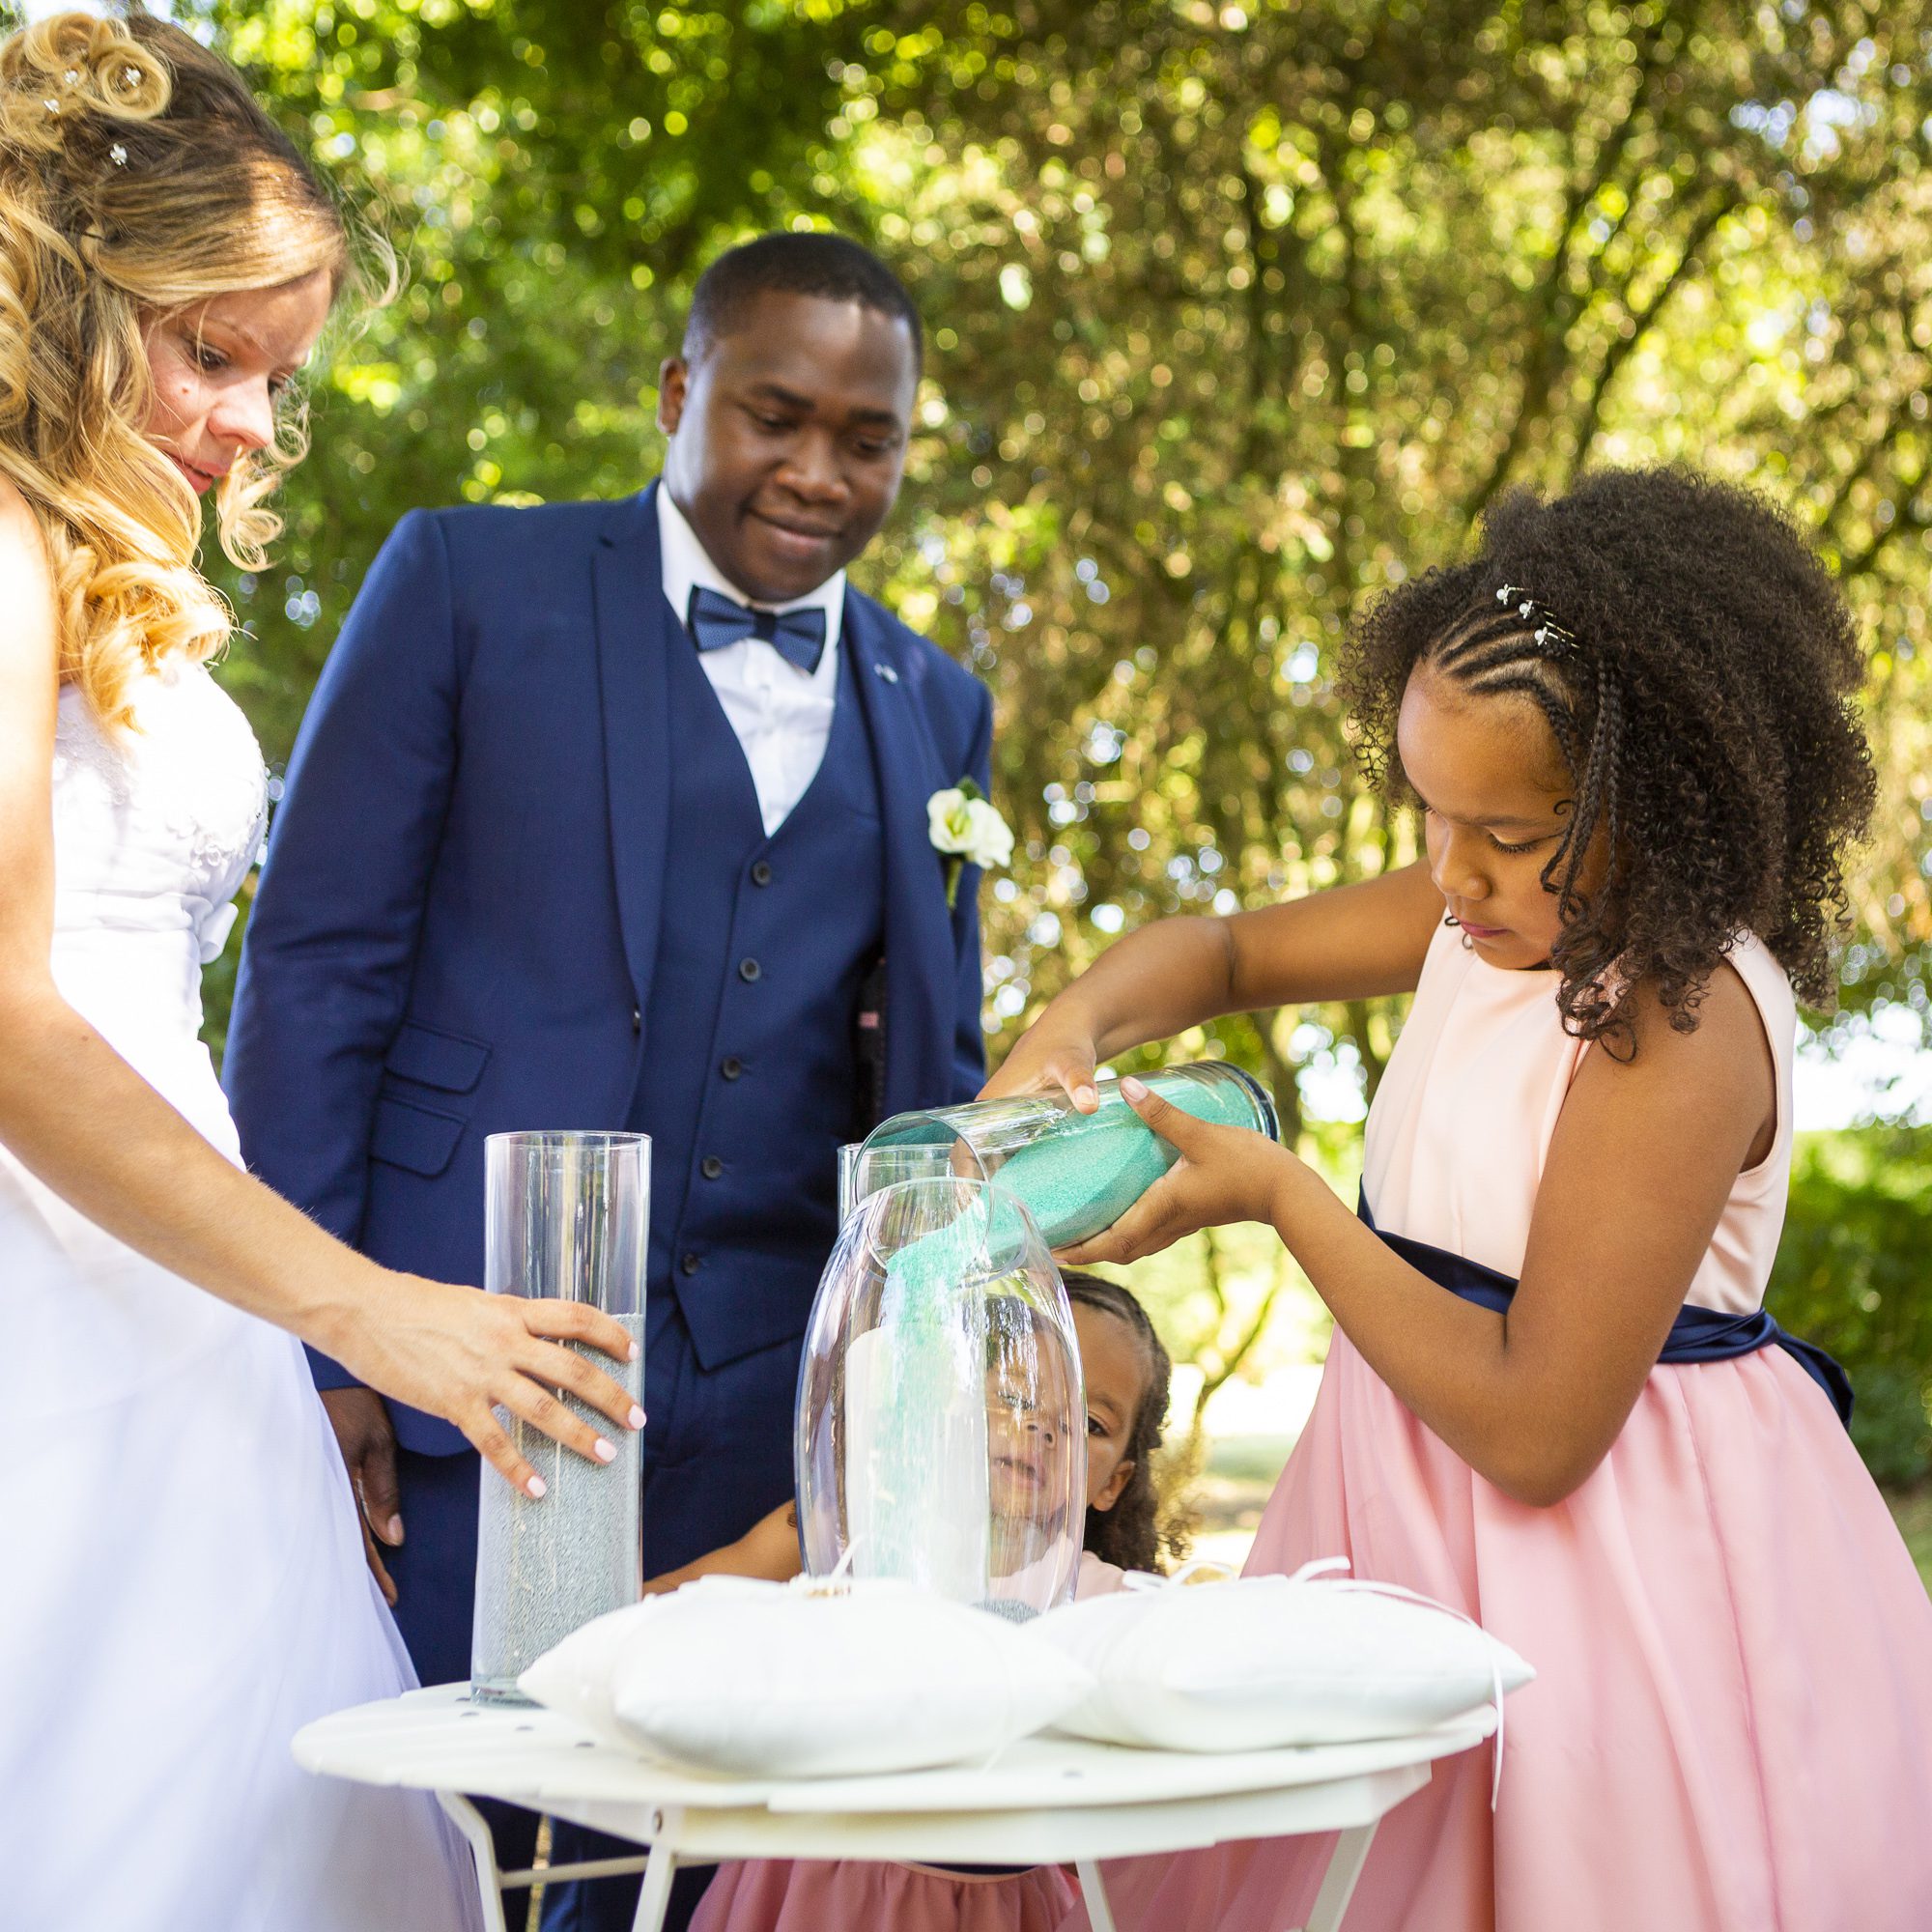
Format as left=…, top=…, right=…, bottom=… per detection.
left=0, top=17, right=641, bottom=1928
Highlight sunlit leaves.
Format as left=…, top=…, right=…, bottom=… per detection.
left=190, top=0, right=1932, bottom=1100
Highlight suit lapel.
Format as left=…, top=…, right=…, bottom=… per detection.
left=592, top=484, right=673, bottom=1017
left=846, top=597, right=955, bottom=1114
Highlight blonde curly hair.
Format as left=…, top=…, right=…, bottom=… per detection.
left=0, top=10, right=365, bottom=727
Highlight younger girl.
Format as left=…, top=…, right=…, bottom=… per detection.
left=684, top=1272, right=1177, bottom=1932
left=993, top=469, right=1932, bottom=1931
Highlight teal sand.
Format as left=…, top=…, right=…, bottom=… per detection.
left=865, top=1063, right=1279, bottom=1252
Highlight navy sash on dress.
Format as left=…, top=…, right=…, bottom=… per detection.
left=1356, top=1192, right=1854, bottom=1428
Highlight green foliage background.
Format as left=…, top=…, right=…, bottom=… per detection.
left=183, top=0, right=1932, bottom=1082
left=1767, top=1128, right=1932, bottom=1484
left=141, top=1, right=1932, bottom=1471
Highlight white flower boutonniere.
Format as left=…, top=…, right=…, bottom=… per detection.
left=928, top=778, right=1014, bottom=908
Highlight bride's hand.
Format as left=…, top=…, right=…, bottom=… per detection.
left=326, top=1271, right=643, bottom=1498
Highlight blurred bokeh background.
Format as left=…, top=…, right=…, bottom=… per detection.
left=49, top=0, right=1929, bottom=1564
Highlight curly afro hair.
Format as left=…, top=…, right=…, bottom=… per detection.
left=1343, top=467, right=1875, bottom=1049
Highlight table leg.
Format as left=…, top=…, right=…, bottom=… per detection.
left=628, top=1806, right=685, bottom=1932
left=1299, top=1821, right=1378, bottom=1932
left=436, top=1793, right=510, bottom=1932
left=1075, top=1859, right=1118, bottom=1932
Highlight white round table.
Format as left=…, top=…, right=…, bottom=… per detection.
left=296, top=1684, right=1494, bottom=1932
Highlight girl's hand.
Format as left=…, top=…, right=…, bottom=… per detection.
left=979, top=1015, right=1104, bottom=1113
left=327, top=1270, right=644, bottom=1500
left=1058, top=1076, right=1299, bottom=1265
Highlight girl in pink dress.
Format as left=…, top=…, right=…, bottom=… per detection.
left=684, top=1275, right=1177, bottom=1932
left=991, top=468, right=1932, bottom=1932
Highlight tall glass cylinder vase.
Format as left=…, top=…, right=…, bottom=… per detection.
left=470, top=1130, right=648, bottom=1703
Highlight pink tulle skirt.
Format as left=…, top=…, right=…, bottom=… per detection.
left=1062, top=1333, right=1932, bottom=1932
left=693, top=1858, right=1077, bottom=1932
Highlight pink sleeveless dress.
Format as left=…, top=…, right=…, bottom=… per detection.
left=689, top=1554, right=1125, bottom=1932
left=1064, top=924, right=1932, bottom=1932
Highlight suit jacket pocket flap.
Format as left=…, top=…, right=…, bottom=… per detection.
left=679, top=1273, right=810, bottom=1375
left=384, top=1020, right=491, bottom=1094
left=370, top=1094, right=467, bottom=1178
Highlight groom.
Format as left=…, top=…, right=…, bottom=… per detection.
left=226, top=233, right=992, bottom=1923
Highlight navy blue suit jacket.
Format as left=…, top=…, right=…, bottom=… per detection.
left=225, top=484, right=992, bottom=1454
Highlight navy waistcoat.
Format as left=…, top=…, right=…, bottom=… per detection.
left=1357, top=1191, right=1854, bottom=1426
left=631, top=617, right=887, bottom=1374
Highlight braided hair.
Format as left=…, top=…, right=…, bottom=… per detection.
left=1344, top=468, right=1875, bottom=1052
left=1063, top=1271, right=1177, bottom=1574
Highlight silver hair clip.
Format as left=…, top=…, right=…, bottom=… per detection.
left=43, top=97, right=59, bottom=115
left=109, top=142, right=128, bottom=166
left=1495, top=582, right=1577, bottom=656
left=63, top=69, right=81, bottom=87
left=123, top=66, right=141, bottom=87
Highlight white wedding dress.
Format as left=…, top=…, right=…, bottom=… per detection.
left=0, top=664, right=480, bottom=1932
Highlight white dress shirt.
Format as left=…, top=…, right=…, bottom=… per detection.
left=657, top=486, right=845, bottom=837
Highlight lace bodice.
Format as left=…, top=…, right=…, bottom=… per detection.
left=50, top=661, right=267, bottom=1051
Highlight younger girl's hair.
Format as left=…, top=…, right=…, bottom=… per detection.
left=1343, top=468, right=1876, bottom=1051
left=0, top=11, right=378, bottom=726
left=1063, top=1270, right=1177, bottom=1574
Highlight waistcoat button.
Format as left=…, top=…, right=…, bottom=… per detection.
left=751, top=860, right=774, bottom=887
left=721, top=1056, right=743, bottom=1080
left=700, top=1155, right=724, bottom=1180
left=680, top=1251, right=700, bottom=1276
left=630, top=1007, right=641, bottom=1035
left=738, top=957, right=761, bottom=982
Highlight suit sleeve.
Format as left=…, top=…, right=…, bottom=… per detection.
left=948, top=678, right=995, bottom=1102
left=223, top=510, right=462, bottom=1389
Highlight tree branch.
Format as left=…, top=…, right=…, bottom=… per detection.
left=1819, top=385, right=1923, bottom=544
left=1839, top=455, right=1932, bottom=580
left=1571, top=192, right=1735, bottom=471
left=1461, top=22, right=1663, bottom=524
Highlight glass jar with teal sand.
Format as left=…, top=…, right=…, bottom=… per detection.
left=795, top=1177, right=1085, bottom=1619
left=858, top=1062, right=1281, bottom=1253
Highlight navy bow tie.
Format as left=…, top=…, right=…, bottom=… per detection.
left=685, top=584, right=828, bottom=675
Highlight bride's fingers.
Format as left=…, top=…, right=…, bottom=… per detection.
left=520, top=1335, right=644, bottom=1435
left=520, top=1295, right=639, bottom=1366
left=467, top=1406, right=548, bottom=1500
left=497, top=1370, right=621, bottom=1469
